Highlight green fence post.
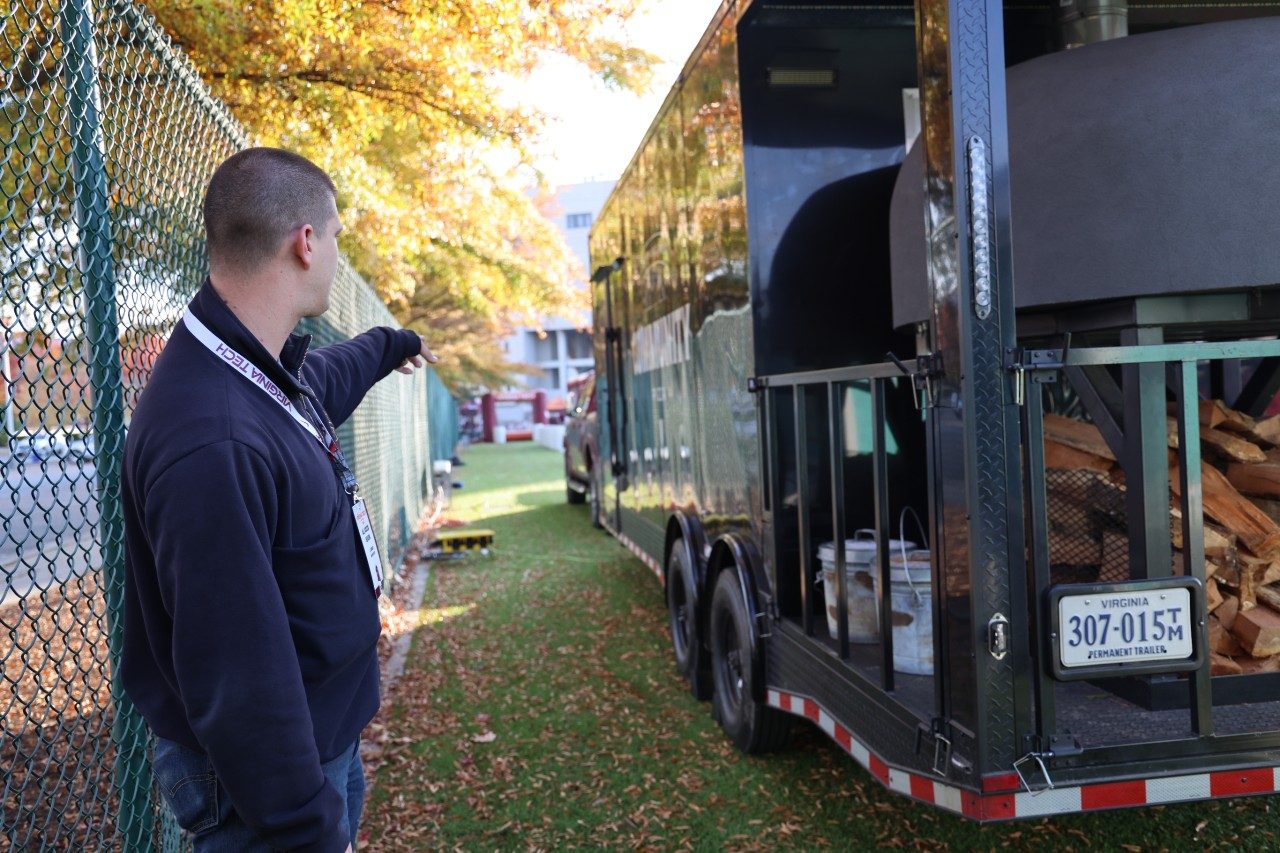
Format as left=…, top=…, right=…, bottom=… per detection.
left=58, top=1, right=154, bottom=849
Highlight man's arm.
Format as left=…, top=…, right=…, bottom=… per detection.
left=304, top=328, right=431, bottom=426
left=146, top=440, right=347, bottom=851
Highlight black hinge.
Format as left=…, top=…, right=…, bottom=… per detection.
left=1022, top=732, right=1083, bottom=758
left=747, top=376, right=768, bottom=393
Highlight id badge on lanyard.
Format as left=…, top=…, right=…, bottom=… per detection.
left=352, top=496, right=384, bottom=597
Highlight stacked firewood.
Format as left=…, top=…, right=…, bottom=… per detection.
left=1043, top=401, right=1280, bottom=677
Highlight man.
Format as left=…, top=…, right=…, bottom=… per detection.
left=120, top=147, right=435, bottom=851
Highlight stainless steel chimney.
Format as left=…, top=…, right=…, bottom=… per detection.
left=1057, top=0, right=1127, bottom=48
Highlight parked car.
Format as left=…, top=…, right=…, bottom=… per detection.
left=563, top=372, right=599, bottom=525
left=7, top=429, right=94, bottom=464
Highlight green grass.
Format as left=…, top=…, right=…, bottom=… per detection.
left=364, top=443, right=1278, bottom=851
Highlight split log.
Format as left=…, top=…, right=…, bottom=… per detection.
left=1046, top=469, right=1125, bottom=526
left=1217, top=590, right=1240, bottom=631
left=1170, top=461, right=1280, bottom=559
left=1237, top=656, right=1280, bottom=674
left=1207, top=577, right=1223, bottom=612
left=1200, top=400, right=1228, bottom=430
left=1170, top=506, right=1237, bottom=561
left=1230, top=605, right=1280, bottom=657
left=1255, top=583, right=1280, bottom=614
left=1243, top=568, right=1258, bottom=611
left=1201, top=428, right=1267, bottom=463
left=1044, top=438, right=1114, bottom=474
left=1226, top=461, right=1280, bottom=499
left=1234, top=554, right=1280, bottom=609
left=1211, top=651, right=1244, bottom=676
left=1251, top=496, right=1280, bottom=525
left=1215, top=557, right=1242, bottom=590
left=1043, top=414, right=1116, bottom=461
left=1255, top=413, right=1280, bottom=447
left=1201, top=399, right=1259, bottom=436
left=1210, top=614, right=1244, bottom=656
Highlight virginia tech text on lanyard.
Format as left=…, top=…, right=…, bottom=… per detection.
left=182, top=308, right=385, bottom=597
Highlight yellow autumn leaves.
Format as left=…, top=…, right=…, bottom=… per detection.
left=147, top=0, right=657, bottom=387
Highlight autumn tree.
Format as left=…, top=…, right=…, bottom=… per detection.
left=145, top=0, right=654, bottom=388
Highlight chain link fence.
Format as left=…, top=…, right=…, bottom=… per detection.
left=1, top=1, right=454, bottom=848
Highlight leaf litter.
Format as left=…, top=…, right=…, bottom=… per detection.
left=360, top=445, right=1279, bottom=851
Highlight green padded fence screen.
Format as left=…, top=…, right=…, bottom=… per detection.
left=1, top=1, right=441, bottom=847
left=426, top=369, right=458, bottom=468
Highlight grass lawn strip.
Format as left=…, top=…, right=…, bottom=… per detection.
left=363, top=443, right=1278, bottom=851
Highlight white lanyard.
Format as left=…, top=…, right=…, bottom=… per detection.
left=182, top=308, right=321, bottom=445
left=183, top=308, right=385, bottom=595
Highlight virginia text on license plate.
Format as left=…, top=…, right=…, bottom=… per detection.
left=1058, top=587, right=1194, bottom=668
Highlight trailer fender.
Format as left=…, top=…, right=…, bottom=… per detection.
left=664, top=512, right=707, bottom=594
left=664, top=513, right=711, bottom=698
left=707, top=534, right=769, bottom=703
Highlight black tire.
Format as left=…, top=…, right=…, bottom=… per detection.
left=709, top=570, right=790, bottom=753
left=566, top=480, right=586, bottom=504
left=666, top=542, right=711, bottom=700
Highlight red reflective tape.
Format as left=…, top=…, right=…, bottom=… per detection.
left=1081, top=780, right=1147, bottom=810
left=909, top=774, right=935, bottom=804
left=834, top=725, right=852, bottom=752
left=869, top=755, right=890, bottom=784
left=982, top=773, right=1021, bottom=793
left=778, top=693, right=792, bottom=713
left=983, top=794, right=1016, bottom=820
left=804, top=699, right=821, bottom=723
left=961, top=791, right=985, bottom=819
left=1211, top=768, right=1275, bottom=798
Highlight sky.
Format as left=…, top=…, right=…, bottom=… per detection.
left=512, top=0, right=726, bottom=188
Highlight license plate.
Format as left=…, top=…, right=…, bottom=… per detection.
left=1058, top=586, right=1194, bottom=669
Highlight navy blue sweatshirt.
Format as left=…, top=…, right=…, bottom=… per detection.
left=120, top=279, right=421, bottom=850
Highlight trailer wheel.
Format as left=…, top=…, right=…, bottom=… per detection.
left=566, top=480, right=586, bottom=504
left=666, top=543, right=711, bottom=700
left=709, top=570, right=789, bottom=754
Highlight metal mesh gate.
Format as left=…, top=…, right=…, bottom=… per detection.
left=2, top=2, right=445, bottom=848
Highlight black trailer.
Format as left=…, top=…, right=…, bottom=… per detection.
left=586, top=0, right=1280, bottom=819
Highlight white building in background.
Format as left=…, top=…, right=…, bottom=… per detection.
left=502, top=180, right=614, bottom=402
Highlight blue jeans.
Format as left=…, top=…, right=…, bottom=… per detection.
left=152, top=736, right=365, bottom=851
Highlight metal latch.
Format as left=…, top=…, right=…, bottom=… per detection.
left=916, top=720, right=953, bottom=777
left=987, top=612, right=1010, bottom=660
left=1013, top=751, right=1055, bottom=793
left=1005, top=333, right=1071, bottom=406
left=887, top=351, right=942, bottom=410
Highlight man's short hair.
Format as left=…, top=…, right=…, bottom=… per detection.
left=203, top=147, right=336, bottom=272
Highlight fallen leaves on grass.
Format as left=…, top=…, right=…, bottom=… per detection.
left=358, top=445, right=1280, bottom=852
